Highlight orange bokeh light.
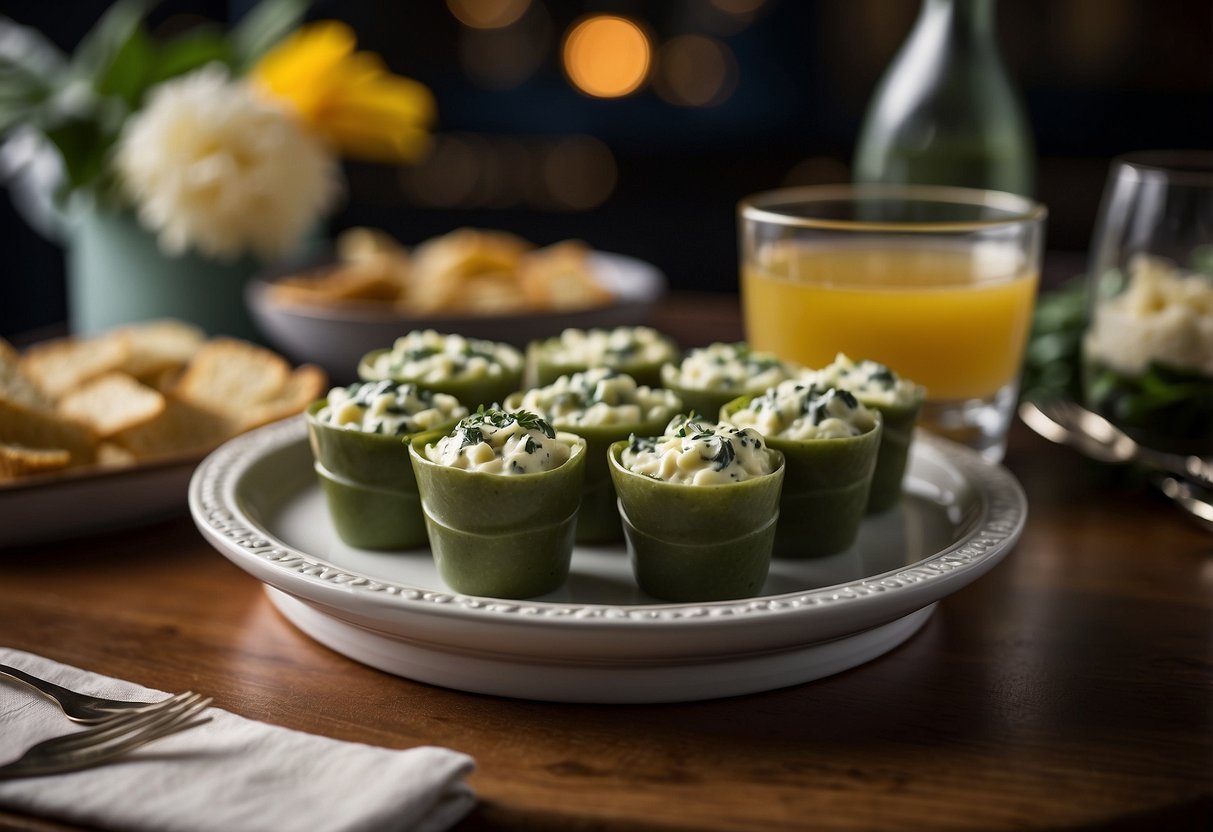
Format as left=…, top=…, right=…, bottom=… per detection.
left=562, top=15, right=652, bottom=98
left=446, top=0, right=531, bottom=29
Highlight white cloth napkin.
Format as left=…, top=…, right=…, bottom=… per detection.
left=0, top=648, right=475, bottom=832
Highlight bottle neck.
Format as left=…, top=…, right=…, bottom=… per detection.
left=921, top=0, right=997, bottom=41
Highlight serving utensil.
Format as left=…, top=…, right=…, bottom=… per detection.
left=1156, top=476, right=1213, bottom=533
left=0, top=692, right=212, bottom=779
left=1020, top=399, right=1213, bottom=532
left=1019, top=399, right=1213, bottom=487
left=0, top=663, right=164, bottom=724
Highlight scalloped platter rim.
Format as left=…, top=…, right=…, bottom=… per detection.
left=190, top=417, right=1027, bottom=702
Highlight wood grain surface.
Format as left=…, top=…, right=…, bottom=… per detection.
left=1, top=294, right=1210, bottom=832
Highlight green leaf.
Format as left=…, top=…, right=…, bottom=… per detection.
left=149, top=29, right=232, bottom=85
left=69, top=0, right=150, bottom=80
left=230, top=0, right=309, bottom=73
left=41, top=116, right=112, bottom=191
left=0, top=17, right=66, bottom=134
left=93, top=24, right=154, bottom=110
left=0, top=16, right=67, bottom=77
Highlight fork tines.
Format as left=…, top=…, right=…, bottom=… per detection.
left=37, top=692, right=212, bottom=754
left=0, top=691, right=214, bottom=779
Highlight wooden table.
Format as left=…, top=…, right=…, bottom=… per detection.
left=2, top=294, right=1211, bottom=832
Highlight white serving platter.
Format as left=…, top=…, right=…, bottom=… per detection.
left=190, top=417, right=1026, bottom=703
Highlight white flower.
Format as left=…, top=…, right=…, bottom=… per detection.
left=115, top=64, right=340, bottom=261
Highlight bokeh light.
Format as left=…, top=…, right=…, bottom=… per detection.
left=654, top=35, right=738, bottom=107
left=446, top=0, right=531, bottom=29
left=400, top=133, right=615, bottom=212
left=458, top=3, right=551, bottom=90
left=539, top=135, right=617, bottom=210
left=562, top=15, right=652, bottom=98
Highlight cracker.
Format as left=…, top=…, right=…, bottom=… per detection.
left=0, top=442, right=72, bottom=481
left=19, top=332, right=131, bottom=400
left=409, top=228, right=532, bottom=314
left=56, top=372, right=166, bottom=439
left=270, top=261, right=404, bottom=307
left=96, top=442, right=138, bottom=468
left=109, top=395, right=236, bottom=460
left=0, top=337, right=55, bottom=413
left=519, top=241, right=611, bottom=311
left=241, top=364, right=328, bottom=431
left=171, top=338, right=291, bottom=418
left=336, top=226, right=409, bottom=264
left=0, top=399, right=96, bottom=466
left=117, top=319, right=206, bottom=381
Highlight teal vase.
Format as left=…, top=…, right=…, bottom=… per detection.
left=66, top=208, right=266, bottom=342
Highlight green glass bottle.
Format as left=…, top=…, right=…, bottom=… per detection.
left=853, top=0, right=1035, bottom=197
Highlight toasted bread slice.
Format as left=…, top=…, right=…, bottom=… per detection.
left=19, top=332, right=132, bottom=400
left=171, top=338, right=291, bottom=419
left=241, top=364, right=328, bottom=431
left=57, top=372, right=167, bottom=439
left=109, top=395, right=236, bottom=460
left=118, top=319, right=206, bottom=381
left=0, top=399, right=96, bottom=466
left=0, top=337, right=55, bottom=413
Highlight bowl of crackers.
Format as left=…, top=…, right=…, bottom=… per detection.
left=0, top=320, right=326, bottom=546
left=247, top=227, right=666, bottom=382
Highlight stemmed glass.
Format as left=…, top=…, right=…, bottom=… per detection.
left=1082, top=151, right=1213, bottom=456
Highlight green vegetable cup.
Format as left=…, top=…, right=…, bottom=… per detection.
left=721, top=398, right=882, bottom=558
left=408, top=430, right=587, bottom=599
left=856, top=390, right=924, bottom=514
left=305, top=401, right=459, bottom=550
left=358, top=348, right=523, bottom=410
left=526, top=335, right=679, bottom=389
left=502, top=391, right=677, bottom=543
left=607, top=440, right=784, bottom=602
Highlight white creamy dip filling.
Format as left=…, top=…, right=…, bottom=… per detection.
left=726, top=381, right=878, bottom=440
left=621, top=416, right=773, bottom=485
left=514, top=368, right=681, bottom=427
left=317, top=381, right=468, bottom=436
left=809, top=353, right=922, bottom=408
left=426, top=408, right=572, bottom=474
left=661, top=342, right=792, bottom=393
left=368, top=330, right=524, bottom=382
left=538, top=326, right=677, bottom=367
left=1084, top=256, right=1213, bottom=376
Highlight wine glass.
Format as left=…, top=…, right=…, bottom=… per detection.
left=1082, top=150, right=1213, bottom=456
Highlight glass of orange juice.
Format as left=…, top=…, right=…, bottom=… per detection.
left=739, top=184, right=1046, bottom=461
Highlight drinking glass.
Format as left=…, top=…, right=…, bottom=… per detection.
left=1082, top=150, right=1213, bottom=456
left=739, top=184, right=1047, bottom=462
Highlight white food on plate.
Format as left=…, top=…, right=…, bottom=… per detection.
left=726, top=381, right=879, bottom=440
left=513, top=368, right=680, bottom=427
left=621, top=415, right=773, bottom=485
left=316, top=381, right=468, bottom=436
left=425, top=409, right=572, bottom=475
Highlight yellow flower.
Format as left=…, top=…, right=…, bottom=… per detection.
left=252, top=22, right=436, bottom=164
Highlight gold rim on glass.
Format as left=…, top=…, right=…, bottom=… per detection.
left=738, top=184, right=1047, bottom=233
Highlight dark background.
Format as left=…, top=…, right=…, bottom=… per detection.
left=1, top=0, right=1211, bottom=340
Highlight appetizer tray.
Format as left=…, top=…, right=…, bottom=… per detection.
left=190, top=417, right=1027, bottom=703
left=1, top=451, right=205, bottom=548
left=247, top=251, right=666, bottom=382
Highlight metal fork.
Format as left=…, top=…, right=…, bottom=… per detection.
left=0, top=692, right=213, bottom=780
left=0, top=663, right=161, bottom=724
